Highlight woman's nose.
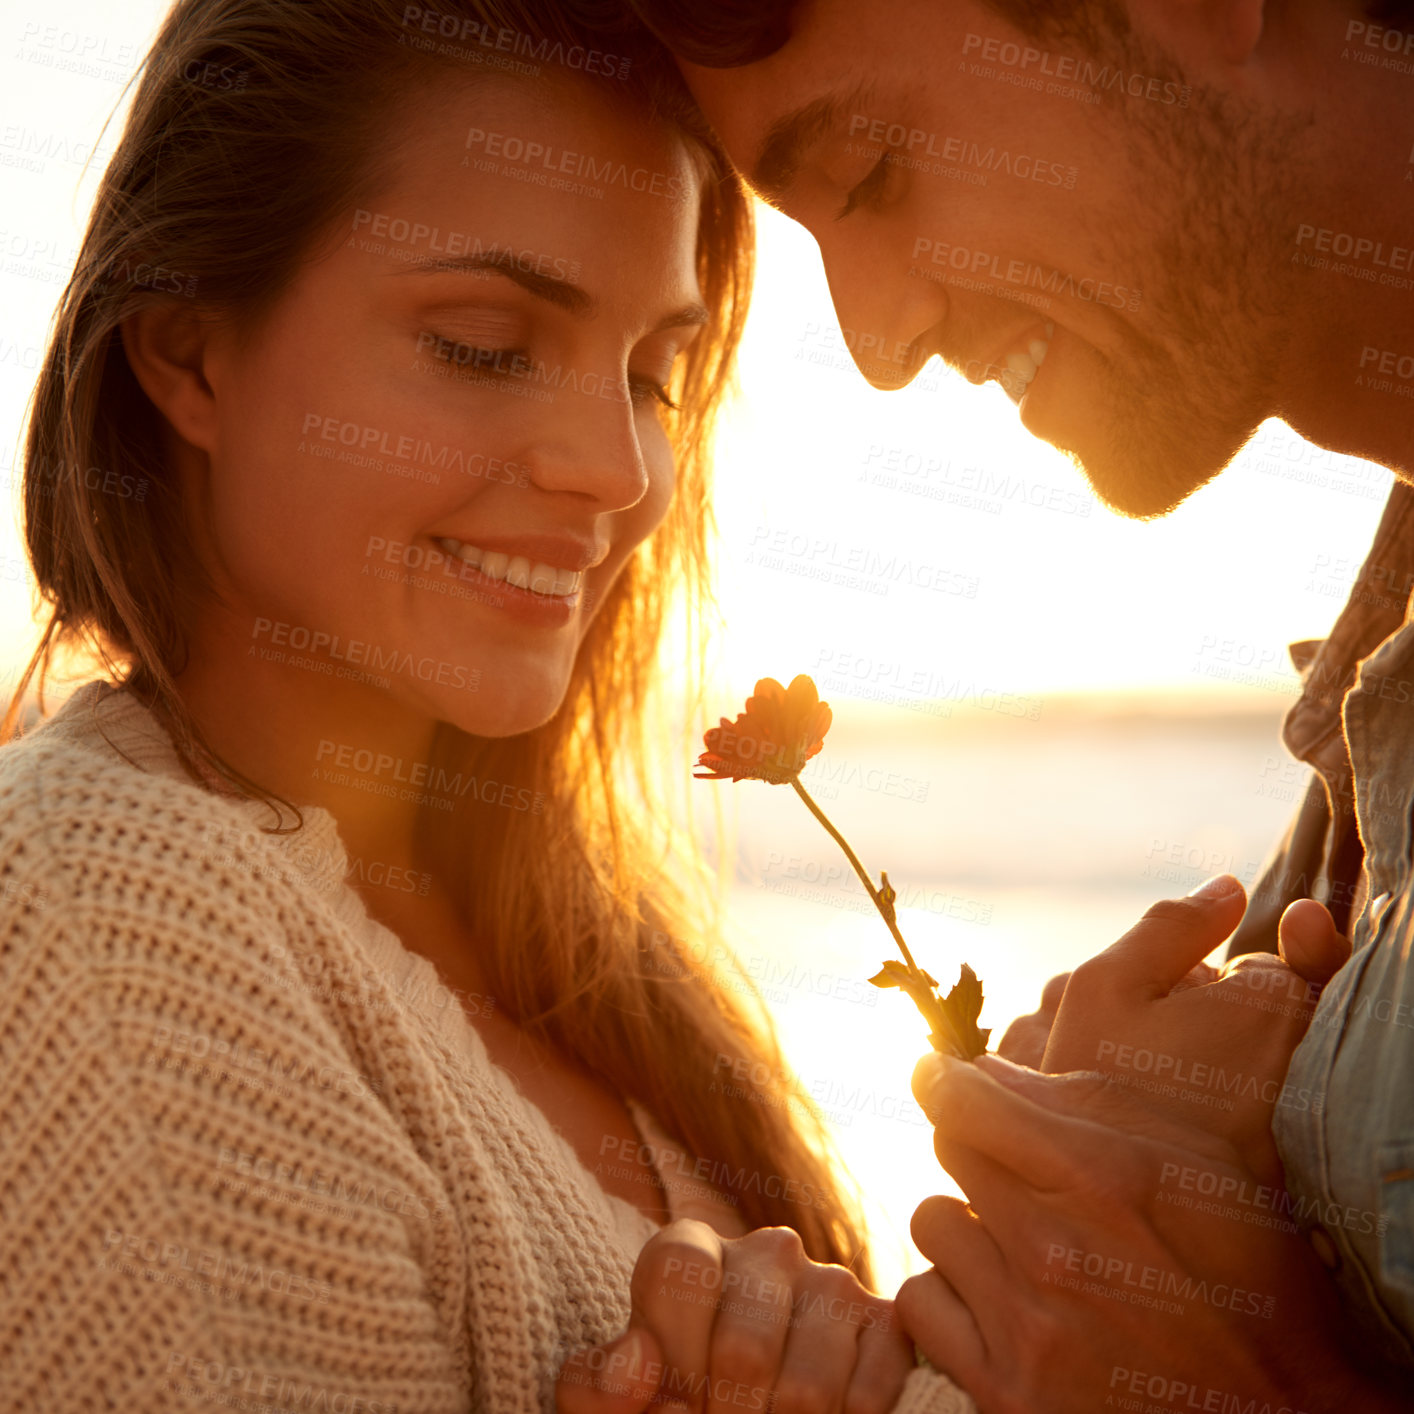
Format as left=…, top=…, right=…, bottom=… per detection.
left=521, top=379, right=652, bottom=509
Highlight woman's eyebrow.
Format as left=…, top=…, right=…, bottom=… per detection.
left=397, top=251, right=707, bottom=333
left=653, top=303, right=710, bottom=333
left=395, top=252, right=595, bottom=316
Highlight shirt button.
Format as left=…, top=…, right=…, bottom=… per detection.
left=1309, top=1226, right=1341, bottom=1271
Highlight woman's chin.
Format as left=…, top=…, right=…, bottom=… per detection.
left=434, top=689, right=568, bottom=741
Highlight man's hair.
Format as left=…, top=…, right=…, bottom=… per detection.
left=627, top=0, right=1413, bottom=67
left=622, top=0, right=793, bottom=65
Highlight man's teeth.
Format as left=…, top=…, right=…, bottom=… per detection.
left=1000, top=323, right=1055, bottom=399
left=435, top=539, right=583, bottom=596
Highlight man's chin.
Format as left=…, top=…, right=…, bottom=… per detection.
left=1058, top=424, right=1239, bottom=521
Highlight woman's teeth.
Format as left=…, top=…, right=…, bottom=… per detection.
left=435, top=538, right=583, bottom=597
left=1000, top=322, right=1054, bottom=400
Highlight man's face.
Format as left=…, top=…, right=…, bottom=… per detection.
left=681, top=0, right=1296, bottom=518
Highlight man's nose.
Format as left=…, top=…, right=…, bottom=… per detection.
left=817, top=232, right=945, bottom=390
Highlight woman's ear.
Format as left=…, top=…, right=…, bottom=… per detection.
left=120, top=301, right=223, bottom=455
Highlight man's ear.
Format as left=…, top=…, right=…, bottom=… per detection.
left=119, top=301, right=223, bottom=456
left=1127, top=0, right=1265, bottom=69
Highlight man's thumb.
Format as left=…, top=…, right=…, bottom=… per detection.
left=556, top=1327, right=662, bottom=1414
left=1277, top=898, right=1351, bottom=987
left=1098, top=874, right=1247, bottom=994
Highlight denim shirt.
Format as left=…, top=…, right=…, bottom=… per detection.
left=1228, top=479, right=1414, bottom=1371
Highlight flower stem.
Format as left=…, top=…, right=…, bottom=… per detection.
left=789, top=777, right=968, bottom=1058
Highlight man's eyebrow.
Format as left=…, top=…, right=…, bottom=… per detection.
left=394, top=252, right=595, bottom=316
left=751, top=80, right=875, bottom=205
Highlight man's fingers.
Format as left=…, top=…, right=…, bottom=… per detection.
left=910, top=1195, right=1013, bottom=1317
left=913, top=1052, right=1094, bottom=1192
left=997, top=972, right=1070, bottom=1066
left=1277, top=898, right=1351, bottom=987
left=1068, top=875, right=1247, bottom=1001
left=556, top=1328, right=663, bottom=1414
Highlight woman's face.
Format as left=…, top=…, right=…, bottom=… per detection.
left=193, top=69, right=707, bottom=736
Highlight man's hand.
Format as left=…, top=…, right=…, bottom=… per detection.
left=1004, top=877, right=1350, bottom=1177
left=897, top=1054, right=1405, bottom=1414
left=998, top=878, right=1350, bottom=1077
left=555, top=1220, right=912, bottom=1414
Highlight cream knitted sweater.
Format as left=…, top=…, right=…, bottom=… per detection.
left=0, top=680, right=977, bottom=1414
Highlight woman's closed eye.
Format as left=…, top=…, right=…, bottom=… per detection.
left=422, top=331, right=535, bottom=379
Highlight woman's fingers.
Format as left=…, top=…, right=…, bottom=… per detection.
left=841, top=1299, right=913, bottom=1414
left=705, top=1228, right=802, bottom=1413
left=628, top=1219, right=725, bottom=1410
left=895, top=1268, right=986, bottom=1396
left=768, top=1266, right=867, bottom=1414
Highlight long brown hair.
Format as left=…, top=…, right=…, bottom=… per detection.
left=8, top=0, right=874, bottom=1280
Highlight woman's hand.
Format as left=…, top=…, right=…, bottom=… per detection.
left=556, top=1219, right=915, bottom=1414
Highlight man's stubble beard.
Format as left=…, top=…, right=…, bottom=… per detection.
left=1037, top=28, right=1310, bottom=519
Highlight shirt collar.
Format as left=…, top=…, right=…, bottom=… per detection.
left=1283, top=478, right=1414, bottom=770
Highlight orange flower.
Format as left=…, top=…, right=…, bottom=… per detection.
left=695, top=675, right=833, bottom=784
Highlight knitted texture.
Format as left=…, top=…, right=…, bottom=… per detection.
left=0, top=681, right=976, bottom=1414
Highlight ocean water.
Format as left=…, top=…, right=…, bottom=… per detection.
left=705, top=698, right=1304, bottom=1291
